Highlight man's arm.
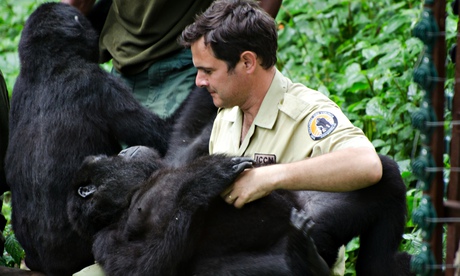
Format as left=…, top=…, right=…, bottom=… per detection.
left=61, top=0, right=95, bottom=15
left=259, top=0, right=283, bottom=18
left=222, top=147, right=383, bottom=208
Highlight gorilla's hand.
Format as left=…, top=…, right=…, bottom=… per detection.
left=231, top=157, right=255, bottom=174
left=290, top=208, right=314, bottom=235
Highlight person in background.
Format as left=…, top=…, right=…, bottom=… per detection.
left=61, top=0, right=282, bottom=118
left=179, top=0, right=383, bottom=274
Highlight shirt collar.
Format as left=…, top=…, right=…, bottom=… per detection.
left=253, top=68, right=287, bottom=129
left=221, top=68, right=287, bottom=129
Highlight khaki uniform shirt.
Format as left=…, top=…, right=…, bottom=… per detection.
left=209, top=69, right=375, bottom=276
left=209, top=69, right=374, bottom=161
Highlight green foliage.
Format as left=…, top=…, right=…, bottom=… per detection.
left=0, top=192, right=23, bottom=267
left=0, top=0, right=50, bottom=95
left=0, top=0, right=449, bottom=273
left=277, top=0, right=424, bottom=161
left=276, top=0, right=429, bottom=272
left=1, top=226, right=25, bottom=267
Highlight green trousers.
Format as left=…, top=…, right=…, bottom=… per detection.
left=112, top=48, right=197, bottom=118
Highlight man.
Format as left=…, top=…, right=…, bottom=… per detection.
left=179, top=0, right=382, bottom=274
left=62, top=0, right=282, bottom=118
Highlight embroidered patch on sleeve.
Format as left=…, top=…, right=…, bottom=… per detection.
left=307, top=111, right=338, bottom=141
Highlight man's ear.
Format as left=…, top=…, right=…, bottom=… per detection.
left=240, top=51, right=257, bottom=73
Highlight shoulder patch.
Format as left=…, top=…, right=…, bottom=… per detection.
left=308, top=111, right=338, bottom=141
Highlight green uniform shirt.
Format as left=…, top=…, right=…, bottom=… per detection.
left=99, top=0, right=214, bottom=75
left=209, top=69, right=374, bottom=162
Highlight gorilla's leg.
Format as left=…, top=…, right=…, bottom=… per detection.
left=189, top=208, right=329, bottom=276
left=298, top=154, right=410, bottom=275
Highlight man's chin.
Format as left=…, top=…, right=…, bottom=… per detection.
left=211, top=96, right=223, bottom=108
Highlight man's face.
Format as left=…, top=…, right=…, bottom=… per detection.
left=191, top=37, right=247, bottom=108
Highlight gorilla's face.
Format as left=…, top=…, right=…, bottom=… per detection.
left=68, top=146, right=163, bottom=237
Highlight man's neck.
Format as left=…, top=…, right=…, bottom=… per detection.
left=239, top=67, right=276, bottom=143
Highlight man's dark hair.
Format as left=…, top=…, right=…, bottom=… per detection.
left=179, top=0, right=277, bottom=71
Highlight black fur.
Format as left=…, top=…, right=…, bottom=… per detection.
left=86, top=0, right=113, bottom=36
left=68, top=144, right=412, bottom=275
left=5, top=3, right=169, bottom=275
left=69, top=146, right=329, bottom=275
left=295, top=154, right=413, bottom=276
left=164, top=86, right=217, bottom=168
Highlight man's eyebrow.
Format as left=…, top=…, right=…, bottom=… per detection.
left=196, top=66, right=213, bottom=71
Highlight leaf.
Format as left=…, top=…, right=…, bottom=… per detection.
left=362, top=45, right=380, bottom=62
left=365, top=97, right=385, bottom=117
left=4, top=234, right=24, bottom=265
left=380, top=145, right=391, bottom=155
left=372, top=139, right=387, bottom=148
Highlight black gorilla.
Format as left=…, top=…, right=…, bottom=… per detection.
left=5, top=3, right=170, bottom=275
left=68, top=145, right=412, bottom=275
left=69, top=146, right=330, bottom=275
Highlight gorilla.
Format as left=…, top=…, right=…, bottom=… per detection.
left=5, top=3, right=170, bottom=275
left=68, top=145, right=412, bottom=276
left=69, top=146, right=330, bottom=275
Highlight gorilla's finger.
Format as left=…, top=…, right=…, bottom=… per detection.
left=231, top=160, right=254, bottom=174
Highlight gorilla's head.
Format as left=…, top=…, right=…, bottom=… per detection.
left=68, top=146, right=164, bottom=238
left=19, top=2, right=99, bottom=66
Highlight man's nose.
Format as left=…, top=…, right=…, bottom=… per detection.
left=196, top=72, right=208, bottom=88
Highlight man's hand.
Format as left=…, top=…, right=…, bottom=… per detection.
left=61, top=0, right=95, bottom=15
left=221, top=166, right=274, bottom=208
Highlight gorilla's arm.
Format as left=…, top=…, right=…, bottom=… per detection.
left=164, top=88, right=217, bottom=167
left=85, top=0, right=112, bottom=35
left=93, top=74, right=171, bottom=156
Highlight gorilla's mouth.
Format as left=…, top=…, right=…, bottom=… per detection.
left=78, top=185, right=97, bottom=198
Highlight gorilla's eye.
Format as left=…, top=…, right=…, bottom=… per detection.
left=78, top=185, right=97, bottom=198
left=74, top=15, right=83, bottom=27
